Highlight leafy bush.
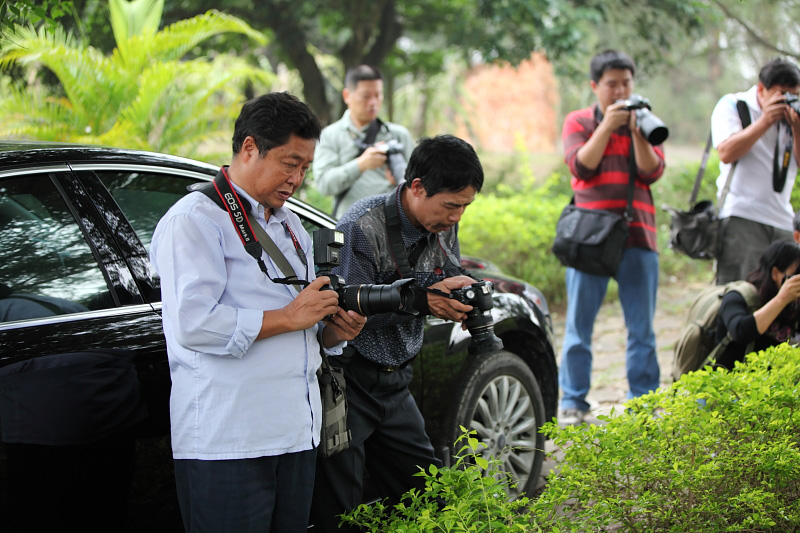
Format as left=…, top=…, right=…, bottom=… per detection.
left=531, top=343, right=800, bottom=532
left=459, top=171, right=570, bottom=305
left=343, top=345, right=800, bottom=532
left=340, top=430, right=538, bottom=532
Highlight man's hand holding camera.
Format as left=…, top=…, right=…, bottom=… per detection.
left=427, top=275, right=476, bottom=323
left=356, top=141, right=401, bottom=185
left=760, top=90, right=797, bottom=128
left=600, top=100, right=633, bottom=133
left=356, top=144, right=388, bottom=173
left=277, top=276, right=366, bottom=347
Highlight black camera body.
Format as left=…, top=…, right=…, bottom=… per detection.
left=783, top=92, right=800, bottom=116
left=449, top=281, right=504, bottom=355
left=312, top=228, right=417, bottom=316
left=357, top=139, right=407, bottom=184
left=615, top=94, right=669, bottom=145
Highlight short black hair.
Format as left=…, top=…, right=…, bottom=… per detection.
left=231, top=92, right=322, bottom=156
left=405, top=135, right=483, bottom=197
left=759, top=58, right=800, bottom=90
left=589, top=49, right=636, bottom=83
left=345, top=65, right=383, bottom=90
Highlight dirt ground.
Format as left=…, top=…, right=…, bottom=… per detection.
left=536, top=276, right=715, bottom=489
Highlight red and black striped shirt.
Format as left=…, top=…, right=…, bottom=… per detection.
left=562, top=104, right=665, bottom=251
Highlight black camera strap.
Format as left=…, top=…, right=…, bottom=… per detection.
left=198, top=169, right=309, bottom=292
left=384, top=185, right=465, bottom=279
left=593, top=105, right=637, bottom=222
left=772, top=122, right=793, bottom=193
left=333, top=118, right=386, bottom=217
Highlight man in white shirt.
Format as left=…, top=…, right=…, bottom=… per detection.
left=150, top=92, right=366, bottom=532
left=711, top=58, right=800, bottom=284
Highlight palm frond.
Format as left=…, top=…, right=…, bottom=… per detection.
left=110, top=0, right=164, bottom=66
left=136, top=10, right=267, bottom=64
left=0, top=24, right=129, bottom=133
left=109, top=0, right=164, bottom=42
left=0, top=81, right=83, bottom=141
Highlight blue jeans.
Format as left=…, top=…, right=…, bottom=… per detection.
left=559, top=247, right=660, bottom=412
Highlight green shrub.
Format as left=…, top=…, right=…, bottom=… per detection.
left=459, top=172, right=570, bottom=305
left=531, top=343, right=800, bottom=532
left=342, top=344, right=800, bottom=532
left=340, top=430, right=539, bottom=532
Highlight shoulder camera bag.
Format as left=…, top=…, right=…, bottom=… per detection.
left=552, top=135, right=636, bottom=277
left=198, top=170, right=351, bottom=457
left=663, top=100, right=750, bottom=260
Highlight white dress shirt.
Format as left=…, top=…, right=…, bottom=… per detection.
left=150, top=179, right=342, bottom=460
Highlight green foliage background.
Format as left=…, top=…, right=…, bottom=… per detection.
left=343, top=343, right=800, bottom=532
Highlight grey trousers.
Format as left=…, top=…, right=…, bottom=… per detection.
left=716, top=216, right=793, bottom=285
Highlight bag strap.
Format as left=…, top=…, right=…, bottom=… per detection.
left=333, top=118, right=386, bottom=217
left=700, top=281, right=759, bottom=369
left=689, top=133, right=714, bottom=207
left=249, top=222, right=306, bottom=294
left=689, top=100, right=750, bottom=209
left=384, top=185, right=466, bottom=279
left=736, top=100, right=751, bottom=128
left=198, top=169, right=308, bottom=292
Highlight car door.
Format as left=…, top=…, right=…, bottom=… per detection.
left=0, top=165, right=176, bottom=531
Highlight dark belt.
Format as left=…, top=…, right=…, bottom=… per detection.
left=345, top=346, right=414, bottom=372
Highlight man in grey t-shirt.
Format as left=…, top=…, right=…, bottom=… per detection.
left=313, top=65, right=415, bottom=218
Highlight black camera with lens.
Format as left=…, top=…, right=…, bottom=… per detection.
left=312, top=228, right=417, bottom=316
left=783, top=92, right=800, bottom=116
left=449, top=281, right=504, bottom=355
left=357, top=139, right=407, bottom=184
left=615, top=94, right=669, bottom=145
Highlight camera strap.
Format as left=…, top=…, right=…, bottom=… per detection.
left=197, top=168, right=309, bottom=293
left=333, top=119, right=387, bottom=217
left=772, top=123, right=793, bottom=193
left=384, top=185, right=465, bottom=279
left=593, top=105, right=637, bottom=222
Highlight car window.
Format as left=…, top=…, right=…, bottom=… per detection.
left=300, top=217, right=324, bottom=237
left=0, top=174, right=114, bottom=323
left=95, top=171, right=200, bottom=252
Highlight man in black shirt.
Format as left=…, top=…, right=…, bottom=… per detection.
left=310, top=135, right=485, bottom=531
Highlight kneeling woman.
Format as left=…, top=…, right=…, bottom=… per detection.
left=716, top=241, right=800, bottom=370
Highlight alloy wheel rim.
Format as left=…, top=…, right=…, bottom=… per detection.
left=469, top=374, right=538, bottom=497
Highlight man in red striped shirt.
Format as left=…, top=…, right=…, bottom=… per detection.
left=558, top=50, right=666, bottom=426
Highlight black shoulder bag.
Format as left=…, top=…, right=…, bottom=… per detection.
left=198, top=170, right=351, bottom=458
left=663, top=100, right=752, bottom=260
left=552, top=130, right=636, bottom=277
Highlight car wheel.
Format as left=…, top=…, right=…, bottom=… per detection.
left=451, top=350, right=545, bottom=499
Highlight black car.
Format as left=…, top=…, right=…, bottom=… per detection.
left=0, top=141, right=557, bottom=531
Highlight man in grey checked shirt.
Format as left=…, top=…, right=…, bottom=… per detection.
left=310, top=135, right=484, bottom=532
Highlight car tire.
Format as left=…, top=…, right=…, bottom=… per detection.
left=450, top=349, right=545, bottom=499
